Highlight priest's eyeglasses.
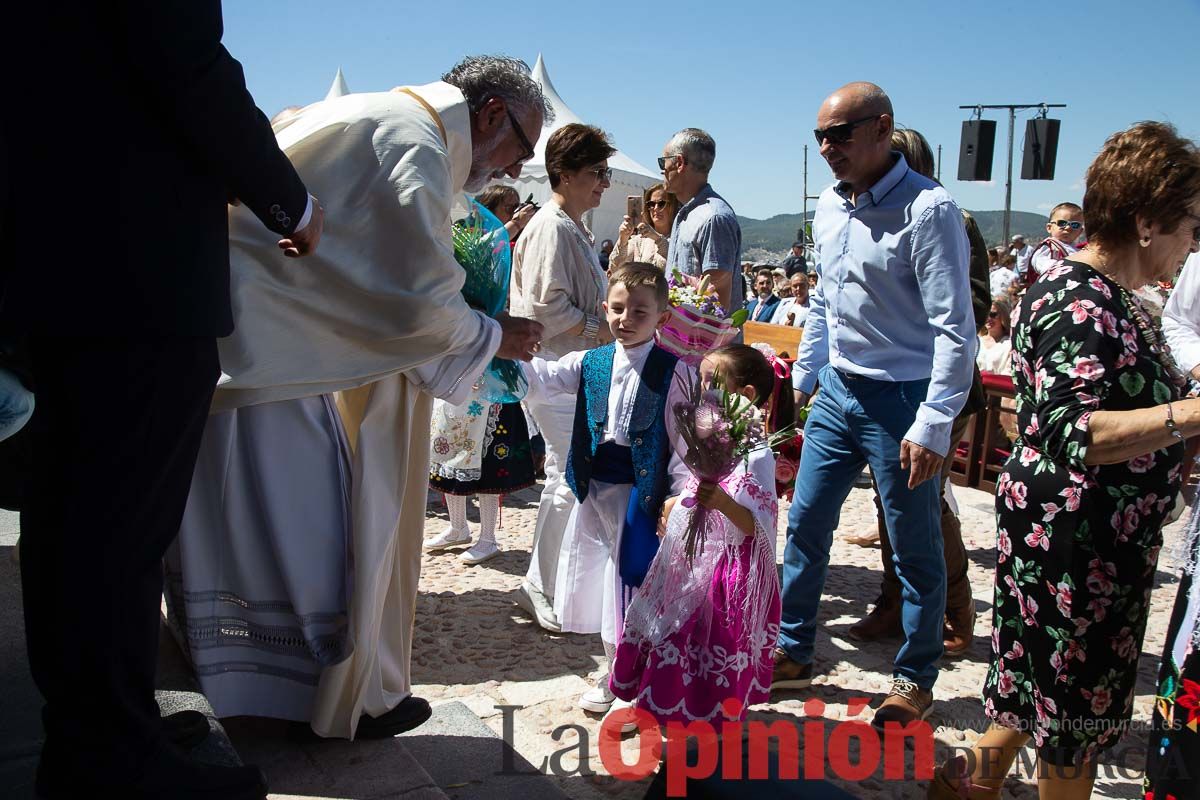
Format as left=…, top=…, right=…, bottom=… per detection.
left=506, top=108, right=536, bottom=165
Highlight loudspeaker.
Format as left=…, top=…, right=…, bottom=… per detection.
left=1021, top=118, right=1060, bottom=180
left=957, top=120, right=996, bottom=182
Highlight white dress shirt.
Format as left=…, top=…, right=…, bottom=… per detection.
left=771, top=298, right=810, bottom=327
left=1163, top=252, right=1200, bottom=377
left=523, top=340, right=693, bottom=491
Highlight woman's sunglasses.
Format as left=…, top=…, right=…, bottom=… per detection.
left=812, top=114, right=882, bottom=146
left=646, top=200, right=669, bottom=210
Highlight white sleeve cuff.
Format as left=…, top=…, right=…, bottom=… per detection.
left=294, top=195, right=314, bottom=233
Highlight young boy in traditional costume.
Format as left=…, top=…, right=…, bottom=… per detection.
left=522, top=263, right=691, bottom=719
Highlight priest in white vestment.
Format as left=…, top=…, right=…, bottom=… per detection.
left=164, top=56, right=548, bottom=740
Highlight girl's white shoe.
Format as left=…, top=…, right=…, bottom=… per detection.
left=460, top=539, right=500, bottom=565
left=423, top=526, right=472, bottom=551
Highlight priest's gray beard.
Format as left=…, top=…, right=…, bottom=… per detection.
left=464, top=133, right=504, bottom=193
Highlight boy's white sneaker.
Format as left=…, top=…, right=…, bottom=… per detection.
left=423, top=526, right=471, bottom=551
left=578, top=680, right=616, bottom=713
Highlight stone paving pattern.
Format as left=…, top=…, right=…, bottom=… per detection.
left=412, top=480, right=1189, bottom=799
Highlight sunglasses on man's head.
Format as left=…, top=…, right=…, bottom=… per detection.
left=813, top=114, right=882, bottom=146
left=1052, top=220, right=1084, bottom=231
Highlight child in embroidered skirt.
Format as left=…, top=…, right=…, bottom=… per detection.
left=521, top=264, right=692, bottom=720
left=424, top=396, right=535, bottom=564
left=611, top=344, right=789, bottom=731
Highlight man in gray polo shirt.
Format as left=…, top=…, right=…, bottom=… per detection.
left=660, top=128, right=743, bottom=311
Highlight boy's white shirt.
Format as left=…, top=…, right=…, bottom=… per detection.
left=523, top=338, right=692, bottom=494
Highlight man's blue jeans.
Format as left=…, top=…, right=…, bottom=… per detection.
left=778, top=365, right=946, bottom=689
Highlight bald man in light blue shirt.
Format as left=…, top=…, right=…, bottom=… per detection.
left=771, top=82, right=975, bottom=729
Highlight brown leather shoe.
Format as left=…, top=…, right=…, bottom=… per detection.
left=848, top=597, right=903, bottom=642
left=871, top=678, right=933, bottom=730
left=942, top=604, right=975, bottom=658
left=769, top=647, right=814, bottom=690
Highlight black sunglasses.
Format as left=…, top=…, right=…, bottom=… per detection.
left=813, top=114, right=882, bottom=146
left=646, top=200, right=669, bottom=210
left=657, top=154, right=683, bottom=171
left=1052, top=220, right=1084, bottom=231
left=505, top=107, right=536, bottom=165
left=987, top=311, right=1002, bottom=319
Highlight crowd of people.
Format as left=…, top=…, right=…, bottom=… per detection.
left=3, top=7, right=1200, bottom=799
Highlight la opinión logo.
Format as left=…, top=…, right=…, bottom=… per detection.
left=499, top=697, right=936, bottom=795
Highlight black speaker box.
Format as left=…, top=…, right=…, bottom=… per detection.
left=957, top=120, right=996, bottom=181
left=1021, top=118, right=1060, bottom=180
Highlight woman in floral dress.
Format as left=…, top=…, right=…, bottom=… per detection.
left=930, top=122, right=1200, bottom=799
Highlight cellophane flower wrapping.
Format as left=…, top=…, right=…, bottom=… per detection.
left=452, top=198, right=527, bottom=402
left=657, top=270, right=745, bottom=367
left=671, top=371, right=789, bottom=564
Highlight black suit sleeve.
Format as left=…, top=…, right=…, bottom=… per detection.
left=118, top=0, right=309, bottom=236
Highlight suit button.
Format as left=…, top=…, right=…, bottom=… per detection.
left=270, top=204, right=280, bottom=214
left=639, top=469, right=648, bottom=476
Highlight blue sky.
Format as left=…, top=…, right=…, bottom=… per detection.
left=222, top=0, right=1200, bottom=221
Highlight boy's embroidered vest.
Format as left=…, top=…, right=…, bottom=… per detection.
left=565, top=343, right=677, bottom=519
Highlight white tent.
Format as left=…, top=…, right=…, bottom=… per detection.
left=501, top=55, right=659, bottom=245
left=324, top=67, right=350, bottom=101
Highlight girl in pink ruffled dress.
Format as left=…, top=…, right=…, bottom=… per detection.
left=611, top=344, right=784, bottom=731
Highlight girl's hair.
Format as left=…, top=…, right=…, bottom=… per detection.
left=990, top=295, right=1013, bottom=335
left=474, top=184, right=519, bottom=215
left=707, top=344, right=796, bottom=432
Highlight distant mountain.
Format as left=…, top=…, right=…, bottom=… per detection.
left=737, top=210, right=1049, bottom=254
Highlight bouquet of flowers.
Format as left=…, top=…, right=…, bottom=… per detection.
left=657, top=269, right=747, bottom=366
left=452, top=198, right=527, bottom=402
left=744, top=342, right=808, bottom=501
left=773, top=403, right=808, bottom=501
left=671, top=371, right=792, bottom=564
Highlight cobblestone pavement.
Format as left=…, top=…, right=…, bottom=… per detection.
left=411, top=480, right=1188, bottom=799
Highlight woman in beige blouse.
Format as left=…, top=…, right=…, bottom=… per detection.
left=509, top=122, right=616, bottom=631
left=609, top=183, right=678, bottom=272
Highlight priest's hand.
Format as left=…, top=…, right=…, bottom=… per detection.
left=495, top=313, right=545, bottom=361
left=278, top=196, right=324, bottom=258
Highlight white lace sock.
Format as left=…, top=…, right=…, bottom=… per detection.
left=478, top=494, right=500, bottom=546
left=602, top=639, right=616, bottom=674
left=446, top=493, right=469, bottom=534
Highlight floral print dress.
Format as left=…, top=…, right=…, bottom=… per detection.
left=983, top=260, right=1185, bottom=762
